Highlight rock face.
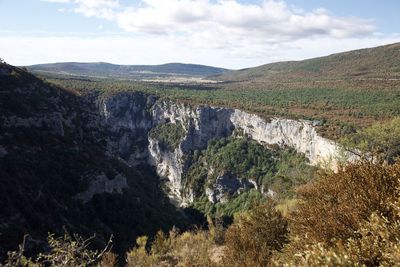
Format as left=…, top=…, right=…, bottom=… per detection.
left=99, top=92, right=156, bottom=165
left=230, top=110, right=342, bottom=167
left=206, top=173, right=256, bottom=204
left=99, top=93, right=348, bottom=205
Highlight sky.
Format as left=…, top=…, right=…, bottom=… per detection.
left=0, top=0, right=399, bottom=69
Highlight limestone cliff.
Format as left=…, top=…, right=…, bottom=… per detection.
left=99, top=93, right=349, bottom=205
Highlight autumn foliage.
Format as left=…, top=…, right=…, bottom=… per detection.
left=290, top=161, right=400, bottom=244
left=222, top=201, right=289, bottom=267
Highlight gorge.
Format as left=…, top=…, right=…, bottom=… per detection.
left=0, top=62, right=352, bottom=259
left=99, top=92, right=347, bottom=206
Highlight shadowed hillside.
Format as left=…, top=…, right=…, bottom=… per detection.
left=0, top=62, right=192, bottom=260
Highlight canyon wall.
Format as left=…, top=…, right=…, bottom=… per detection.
left=100, top=93, right=348, bottom=205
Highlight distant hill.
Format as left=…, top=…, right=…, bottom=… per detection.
left=216, top=42, right=400, bottom=82
left=27, top=62, right=229, bottom=81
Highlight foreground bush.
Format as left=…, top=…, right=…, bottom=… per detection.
left=222, top=201, right=289, bottom=267
left=290, top=161, right=400, bottom=244
left=126, top=227, right=214, bottom=267
left=3, top=232, right=115, bottom=267
left=279, top=199, right=400, bottom=266
left=274, top=161, right=400, bottom=266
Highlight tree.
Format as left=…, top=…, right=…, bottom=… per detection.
left=341, top=117, right=400, bottom=163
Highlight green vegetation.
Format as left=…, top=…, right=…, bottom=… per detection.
left=186, top=137, right=277, bottom=188
left=149, top=122, right=185, bottom=151
left=192, top=190, right=265, bottom=217
left=128, top=160, right=400, bottom=267
left=219, top=42, right=400, bottom=81
left=272, top=149, right=318, bottom=195
left=341, top=117, right=400, bottom=163
left=185, top=137, right=316, bottom=216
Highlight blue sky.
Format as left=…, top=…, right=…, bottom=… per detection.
left=1, top=0, right=399, bottom=68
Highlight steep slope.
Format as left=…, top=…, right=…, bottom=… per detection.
left=218, top=42, right=400, bottom=82
left=27, top=62, right=229, bottom=80
left=0, top=63, right=188, bottom=259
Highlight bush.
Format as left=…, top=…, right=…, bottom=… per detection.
left=278, top=197, right=400, bottom=266
left=222, top=201, right=289, bottom=267
left=290, top=161, right=400, bottom=244
left=126, top=227, right=214, bottom=267
left=2, top=232, right=114, bottom=267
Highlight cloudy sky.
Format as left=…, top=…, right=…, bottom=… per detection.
left=1, top=0, right=399, bottom=69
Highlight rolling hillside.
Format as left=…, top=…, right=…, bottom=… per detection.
left=27, top=62, right=229, bottom=81
left=217, top=42, right=400, bottom=82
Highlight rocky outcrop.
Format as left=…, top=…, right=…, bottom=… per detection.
left=230, top=110, right=342, bottom=168
left=148, top=137, right=186, bottom=202
left=206, top=173, right=256, bottom=204
left=74, top=173, right=128, bottom=203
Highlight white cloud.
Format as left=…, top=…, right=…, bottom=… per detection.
left=1, top=34, right=399, bottom=69
left=44, top=0, right=376, bottom=47
left=73, top=0, right=120, bottom=20
left=114, top=0, right=376, bottom=49
left=5, top=0, right=396, bottom=67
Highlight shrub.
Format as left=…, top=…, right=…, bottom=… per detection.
left=222, top=200, right=289, bottom=267
left=2, top=232, right=114, bottom=267
left=290, top=161, right=400, bottom=244
left=278, top=198, right=400, bottom=266
left=126, top=227, right=214, bottom=267
left=126, top=236, right=156, bottom=267
left=207, top=216, right=225, bottom=245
